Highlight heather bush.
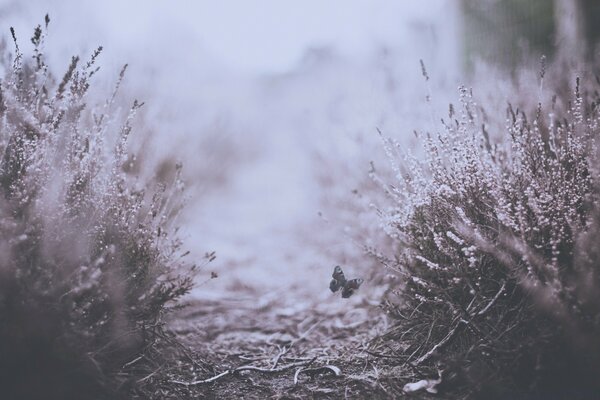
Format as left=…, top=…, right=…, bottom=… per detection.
left=372, top=66, right=600, bottom=397
left=0, top=18, right=198, bottom=399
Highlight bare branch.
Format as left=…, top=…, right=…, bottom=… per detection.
left=476, top=280, right=506, bottom=316
left=414, top=318, right=463, bottom=365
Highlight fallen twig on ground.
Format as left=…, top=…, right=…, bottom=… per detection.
left=170, top=357, right=318, bottom=387
left=271, top=346, right=287, bottom=370
left=294, top=364, right=342, bottom=385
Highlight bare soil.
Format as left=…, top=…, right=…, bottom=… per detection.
left=142, top=280, right=449, bottom=400
left=157, top=287, right=401, bottom=399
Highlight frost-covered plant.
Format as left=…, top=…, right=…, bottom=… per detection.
left=0, top=17, right=199, bottom=399
left=371, top=68, right=600, bottom=397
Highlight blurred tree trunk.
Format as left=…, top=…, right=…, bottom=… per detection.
left=461, top=0, right=555, bottom=72
left=554, top=0, right=586, bottom=62
left=460, top=0, right=600, bottom=73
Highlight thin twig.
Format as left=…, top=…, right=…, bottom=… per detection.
left=414, top=280, right=507, bottom=366
left=122, top=355, right=144, bottom=369
left=476, top=280, right=506, bottom=316
left=170, top=370, right=231, bottom=386
left=421, top=317, right=437, bottom=352
left=294, top=367, right=304, bottom=385
left=414, top=317, right=463, bottom=365
left=406, top=342, right=425, bottom=364
left=170, top=357, right=317, bottom=387
left=282, top=356, right=315, bottom=361
left=271, top=346, right=286, bottom=370
left=137, top=365, right=165, bottom=383
left=236, top=359, right=315, bottom=374
left=364, top=349, right=399, bottom=359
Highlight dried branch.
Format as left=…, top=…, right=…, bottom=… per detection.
left=170, top=370, right=231, bottom=386
left=414, top=281, right=507, bottom=365
left=476, top=280, right=506, bottom=317
left=170, top=357, right=317, bottom=387
left=270, top=346, right=286, bottom=370
left=414, top=317, right=464, bottom=366
left=293, top=367, right=303, bottom=385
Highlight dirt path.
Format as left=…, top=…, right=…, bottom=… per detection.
left=163, top=117, right=407, bottom=398
left=168, top=294, right=392, bottom=399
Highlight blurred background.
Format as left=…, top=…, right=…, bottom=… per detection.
left=1, top=0, right=597, bottom=306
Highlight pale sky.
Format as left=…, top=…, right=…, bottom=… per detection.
left=1, top=0, right=451, bottom=75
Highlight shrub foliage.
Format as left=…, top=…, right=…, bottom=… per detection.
left=373, top=72, right=600, bottom=397
left=0, top=18, right=195, bottom=399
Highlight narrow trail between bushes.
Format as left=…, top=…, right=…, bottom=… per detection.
left=169, top=132, right=402, bottom=398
